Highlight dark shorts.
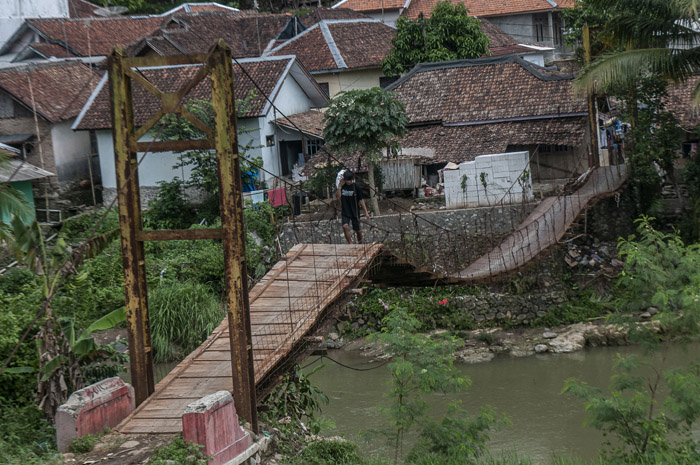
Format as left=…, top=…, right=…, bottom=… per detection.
left=342, top=215, right=360, bottom=231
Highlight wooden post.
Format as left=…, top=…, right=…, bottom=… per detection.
left=583, top=24, right=600, bottom=168
left=109, top=47, right=154, bottom=406
left=209, top=40, right=258, bottom=432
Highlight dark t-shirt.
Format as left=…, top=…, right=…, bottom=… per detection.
left=340, top=182, right=363, bottom=219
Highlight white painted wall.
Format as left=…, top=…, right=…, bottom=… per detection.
left=0, top=0, right=69, bottom=46
left=51, top=119, right=92, bottom=181
left=443, top=151, right=533, bottom=209
left=96, top=130, right=197, bottom=190
left=260, top=73, right=317, bottom=183
left=314, top=68, right=384, bottom=97
left=94, top=68, right=319, bottom=192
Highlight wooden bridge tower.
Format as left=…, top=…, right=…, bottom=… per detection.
left=109, top=40, right=257, bottom=430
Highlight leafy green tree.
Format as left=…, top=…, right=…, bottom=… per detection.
left=369, top=308, right=504, bottom=464
left=4, top=218, right=120, bottom=420
left=323, top=88, right=408, bottom=215
left=382, top=1, right=490, bottom=77
left=564, top=217, right=700, bottom=463
left=159, top=94, right=262, bottom=219
left=575, top=0, right=700, bottom=101
left=609, top=77, right=683, bottom=213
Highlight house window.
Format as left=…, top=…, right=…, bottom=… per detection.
left=380, top=76, right=399, bottom=89
left=317, top=82, right=329, bottom=97
left=266, top=135, right=275, bottom=147
left=534, top=15, right=549, bottom=43
left=0, top=91, right=14, bottom=118
left=306, top=138, right=321, bottom=156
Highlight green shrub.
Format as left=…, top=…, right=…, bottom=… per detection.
left=69, top=434, right=99, bottom=454
left=144, top=178, right=198, bottom=230
left=59, top=208, right=119, bottom=244
left=0, top=403, right=59, bottom=464
left=531, top=293, right=609, bottom=328
left=0, top=287, right=44, bottom=403
left=356, top=287, right=479, bottom=331
left=289, top=439, right=369, bottom=465
left=148, top=280, right=225, bottom=363
left=147, top=436, right=208, bottom=465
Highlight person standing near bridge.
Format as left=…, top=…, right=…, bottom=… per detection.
left=337, top=170, right=370, bottom=244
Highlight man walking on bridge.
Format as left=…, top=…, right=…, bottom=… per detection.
left=337, top=170, right=370, bottom=244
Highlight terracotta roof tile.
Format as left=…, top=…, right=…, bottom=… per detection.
left=273, top=109, right=326, bottom=137
left=27, top=16, right=163, bottom=57
left=389, top=57, right=585, bottom=124
left=480, top=18, right=517, bottom=48
left=68, top=0, right=102, bottom=18
left=132, top=13, right=300, bottom=58
left=0, top=61, right=101, bottom=123
left=270, top=26, right=337, bottom=71
left=28, top=43, right=76, bottom=58
left=666, top=76, right=700, bottom=128
left=301, top=7, right=372, bottom=24
left=404, top=0, right=564, bottom=19
left=76, top=57, right=293, bottom=130
left=306, top=117, right=586, bottom=172
left=269, top=19, right=395, bottom=72
left=334, top=0, right=408, bottom=12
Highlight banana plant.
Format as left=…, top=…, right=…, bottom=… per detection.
left=7, top=216, right=120, bottom=420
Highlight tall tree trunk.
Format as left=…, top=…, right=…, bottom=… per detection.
left=367, top=160, right=380, bottom=215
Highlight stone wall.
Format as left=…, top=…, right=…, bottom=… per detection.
left=341, top=290, right=568, bottom=335
left=280, top=203, right=535, bottom=250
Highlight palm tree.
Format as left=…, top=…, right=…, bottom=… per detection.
left=0, top=152, right=32, bottom=243
left=575, top=0, right=700, bottom=100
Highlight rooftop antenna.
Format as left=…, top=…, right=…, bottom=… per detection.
left=93, top=1, right=128, bottom=16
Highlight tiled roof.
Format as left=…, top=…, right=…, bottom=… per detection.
left=75, top=57, right=294, bottom=130
left=666, top=75, right=700, bottom=128
left=404, top=0, right=566, bottom=19
left=25, top=43, right=75, bottom=59
left=273, top=109, right=326, bottom=138
left=301, top=8, right=372, bottom=24
left=68, top=0, right=102, bottom=18
left=26, top=16, right=163, bottom=57
left=157, top=2, right=246, bottom=16
left=480, top=18, right=517, bottom=48
left=0, top=61, right=101, bottom=123
left=306, top=116, right=587, bottom=172
left=388, top=56, right=585, bottom=124
left=130, top=13, right=301, bottom=58
left=269, top=19, right=395, bottom=72
left=333, top=0, right=408, bottom=12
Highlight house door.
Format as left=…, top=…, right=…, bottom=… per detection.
left=279, top=140, right=303, bottom=176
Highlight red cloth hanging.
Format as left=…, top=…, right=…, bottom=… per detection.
left=268, top=188, right=286, bottom=207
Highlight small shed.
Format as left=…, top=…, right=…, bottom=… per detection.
left=381, top=157, right=421, bottom=192
left=1, top=142, right=54, bottom=223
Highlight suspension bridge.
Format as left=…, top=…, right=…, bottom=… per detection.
left=116, top=162, right=627, bottom=435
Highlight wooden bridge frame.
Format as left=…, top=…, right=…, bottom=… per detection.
left=109, top=40, right=258, bottom=430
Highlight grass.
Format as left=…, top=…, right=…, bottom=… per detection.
left=146, top=436, right=208, bottom=465
left=69, top=434, right=99, bottom=454
left=288, top=439, right=388, bottom=465
left=148, top=280, right=226, bottom=363
left=0, top=403, right=61, bottom=465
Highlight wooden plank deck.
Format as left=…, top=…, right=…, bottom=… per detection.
left=118, top=243, right=382, bottom=434
left=457, top=165, right=627, bottom=281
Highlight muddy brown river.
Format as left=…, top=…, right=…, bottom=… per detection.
left=305, top=343, right=700, bottom=463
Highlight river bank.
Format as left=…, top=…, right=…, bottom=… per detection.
left=334, top=317, right=644, bottom=364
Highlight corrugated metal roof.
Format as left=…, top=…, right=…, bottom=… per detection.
left=0, top=158, right=54, bottom=182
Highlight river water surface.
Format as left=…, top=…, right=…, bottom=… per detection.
left=306, top=343, right=700, bottom=463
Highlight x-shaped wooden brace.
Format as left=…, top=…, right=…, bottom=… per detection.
left=125, top=62, right=214, bottom=144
